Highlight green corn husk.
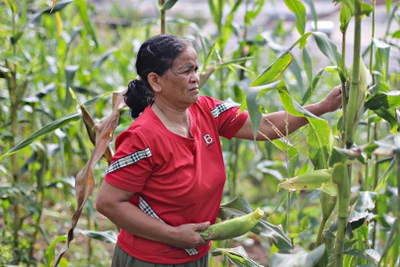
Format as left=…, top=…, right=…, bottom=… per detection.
left=320, top=192, right=337, bottom=221
left=279, top=169, right=338, bottom=196
left=345, top=58, right=372, bottom=147
left=198, top=208, right=264, bottom=241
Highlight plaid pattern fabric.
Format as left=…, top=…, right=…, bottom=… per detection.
left=106, top=147, right=152, bottom=174
left=211, top=101, right=239, bottom=118
left=138, top=196, right=199, bottom=256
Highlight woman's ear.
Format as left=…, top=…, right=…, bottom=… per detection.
left=148, top=72, right=162, bottom=92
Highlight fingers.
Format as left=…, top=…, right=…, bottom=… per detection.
left=194, top=221, right=210, bottom=231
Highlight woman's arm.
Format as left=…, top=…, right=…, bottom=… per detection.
left=95, top=181, right=209, bottom=249
left=234, top=85, right=343, bottom=140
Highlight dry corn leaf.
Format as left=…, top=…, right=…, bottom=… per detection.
left=51, top=0, right=59, bottom=13
left=52, top=91, right=126, bottom=267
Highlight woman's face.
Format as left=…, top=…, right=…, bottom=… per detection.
left=158, top=46, right=200, bottom=109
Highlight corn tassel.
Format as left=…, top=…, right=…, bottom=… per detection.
left=198, top=208, right=264, bottom=241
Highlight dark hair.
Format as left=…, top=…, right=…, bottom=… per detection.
left=124, top=34, right=192, bottom=118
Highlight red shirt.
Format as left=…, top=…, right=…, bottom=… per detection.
left=105, top=96, right=248, bottom=264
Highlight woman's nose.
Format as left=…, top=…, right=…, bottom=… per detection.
left=191, top=72, right=200, bottom=84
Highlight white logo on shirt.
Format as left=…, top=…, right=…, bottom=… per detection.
left=203, top=134, right=214, bottom=146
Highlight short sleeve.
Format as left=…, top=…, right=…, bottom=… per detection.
left=105, top=129, right=153, bottom=192
left=198, top=96, right=248, bottom=140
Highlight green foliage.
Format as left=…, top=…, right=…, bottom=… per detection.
left=1, top=0, right=399, bottom=266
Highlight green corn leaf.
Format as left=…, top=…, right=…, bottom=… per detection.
left=338, top=0, right=355, bottom=14
left=283, top=0, right=306, bottom=35
left=378, top=218, right=399, bottom=266
left=165, top=17, right=202, bottom=34
left=78, top=229, right=117, bottom=243
left=45, top=235, right=68, bottom=267
left=392, top=30, right=400, bottom=39
left=160, top=0, right=179, bottom=11
left=312, top=32, right=342, bottom=68
left=302, top=47, right=313, bottom=91
left=0, top=66, right=11, bottom=79
left=304, top=0, right=318, bottom=31
left=65, top=27, right=83, bottom=60
left=250, top=53, right=292, bottom=87
left=272, top=139, right=299, bottom=177
left=1, top=199, right=11, bottom=226
left=23, top=83, right=57, bottom=103
left=348, top=191, right=377, bottom=231
left=360, top=3, right=374, bottom=18
left=201, top=42, right=217, bottom=72
left=274, top=82, right=333, bottom=168
left=65, top=66, right=79, bottom=107
left=91, top=48, right=118, bottom=71
left=245, top=81, right=281, bottom=140
left=270, top=244, right=326, bottom=267
left=289, top=215, right=309, bottom=239
left=373, top=38, right=390, bottom=81
left=365, top=91, right=400, bottom=110
left=218, top=0, right=242, bottom=50
left=372, top=135, right=400, bottom=157
left=223, top=249, right=263, bottom=267
left=244, top=0, right=265, bottom=26
left=368, top=81, right=391, bottom=95
left=288, top=55, right=304, bottom=92
left=211, top=248, right=263, bottom=267
left=261, top=31, right=287, bottom=52
left=385, top=5, right=398, bottom=41
left=371, top=109, right=398, bottom=133
left=308, top=119, right=333, bottom=170
left=344, top=249, right=380, bottom=265
left=4, top=0, right=18, bottom=13
left=217, top=57, right=253, bottom=68
left=208, top=0, right=223, bottom=32
left=251, top=32, right=312, bottom=87
left=75, top=0, right=99, bottom=47
left=301, top=68, right=324, bottom=105
left=339, top=3, right=352, bottom=33
left=1, top=113, right=81, bottom=158
left=11, top=0, right=74, bottom=44
left=386, top=0, right=393, bottom=15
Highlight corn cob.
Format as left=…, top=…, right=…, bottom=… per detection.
left=198, top=208, right=264, bottom=241
left=344, top=58, right=371, bottom=147
left=279, top=169, right=338, bottom=196
left=320, top=192, right=337, bottom=221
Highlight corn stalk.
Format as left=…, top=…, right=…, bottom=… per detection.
left=366, top=0, right=380, bottom=249
left=160, top=0, right=166, bottom=34
left=334, top=1, right=363, bottom=267
left=6, top=3, right=21, bottom=263
left=344, top=3, right=363, bottom=149
left=332, top=162, right=351, bottom=267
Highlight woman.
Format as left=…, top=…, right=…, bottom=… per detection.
left=96, top=34, right=342, bottom=267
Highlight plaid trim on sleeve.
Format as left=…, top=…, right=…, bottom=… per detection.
left=138, top=196, right=199, bottom=256
left=211, top=101, right=239, bottom=118
left=106, top=147, right=152, bottom=174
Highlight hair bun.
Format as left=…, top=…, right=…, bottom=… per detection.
left=124, top=78, right=154, bottom=118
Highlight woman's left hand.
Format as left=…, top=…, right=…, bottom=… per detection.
left=319, top=85, right=343, bottom=113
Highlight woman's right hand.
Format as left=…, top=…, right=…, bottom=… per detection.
left=169, top=222, right=210, bottom=249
